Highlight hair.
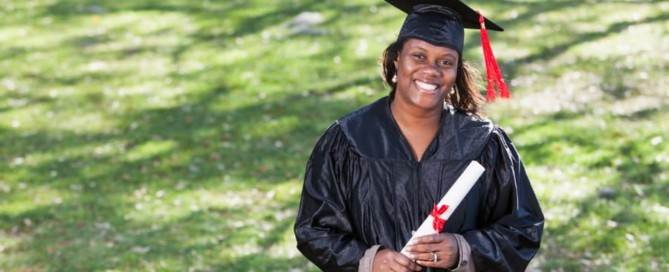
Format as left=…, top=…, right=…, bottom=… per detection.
left=381, top=39, right=486, bottom=119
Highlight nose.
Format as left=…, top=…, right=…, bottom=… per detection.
left=421, top=63, right=442, bottom=78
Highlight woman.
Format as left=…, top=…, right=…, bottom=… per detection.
left=294, top=1, right=544, bottom=271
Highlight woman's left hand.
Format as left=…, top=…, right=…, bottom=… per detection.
left=404, top=233, right=459, bottom=269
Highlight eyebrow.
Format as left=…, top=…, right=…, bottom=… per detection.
left=409, top=45, right=457, bottom=58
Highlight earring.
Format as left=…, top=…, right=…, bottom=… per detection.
left=391, top=73, right=397, bottom=83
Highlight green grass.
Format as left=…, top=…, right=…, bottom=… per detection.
left=1, top=0, right=668, bottom=271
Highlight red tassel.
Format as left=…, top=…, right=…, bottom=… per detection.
left=478, top=11, right=510, bottom=102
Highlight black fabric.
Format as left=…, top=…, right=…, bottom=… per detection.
left=386, top=0, right=504, bottom=31
left=294, top=97, right=544, bottom=271
left=398, top=4, right=465, bottom=53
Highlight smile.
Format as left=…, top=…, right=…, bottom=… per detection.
left=415, top=80, right=439, bottom=93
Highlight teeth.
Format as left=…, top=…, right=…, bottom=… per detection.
left=416, top=81, right=438, bottom=91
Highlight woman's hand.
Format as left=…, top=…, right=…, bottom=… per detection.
left=373, top=248, right=422, bottom=272
left=405, top=233, right=459, bottom=269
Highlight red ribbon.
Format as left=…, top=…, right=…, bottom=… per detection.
left=431, top=203, right=449, bottom=232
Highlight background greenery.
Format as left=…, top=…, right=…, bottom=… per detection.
left=1, top=0, right=667, bottom=271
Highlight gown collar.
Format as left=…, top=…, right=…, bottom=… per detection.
left=337, top=96, right=493, bottom=161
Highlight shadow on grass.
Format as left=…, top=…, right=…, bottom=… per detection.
left=0, top=65, right=363, bottom=271
left=2, top=0, right=668, bottom=271
left=2, top=198, right=311, bottom=271
left=513, top=106, right=669, bottom=270
left=465, top=0, right=669, bottom=102
left=512, top=12, right=669, bottom=67
left=1, top=1, right=441, bottom=271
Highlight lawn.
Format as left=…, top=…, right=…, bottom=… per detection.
left=0, top=0, right=667, bottom=271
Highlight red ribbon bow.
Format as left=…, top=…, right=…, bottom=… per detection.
left=430, top=203, right=449, bottom=232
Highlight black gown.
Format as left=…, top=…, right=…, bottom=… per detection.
left=294, top=96, right=544, bottom=271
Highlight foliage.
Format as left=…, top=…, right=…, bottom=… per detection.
left=0, top=0, right=667, bottom=271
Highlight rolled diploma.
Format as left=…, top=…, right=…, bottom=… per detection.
left=400, top=160, right=485, bottom=256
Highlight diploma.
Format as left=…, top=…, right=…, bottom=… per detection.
left=400, top=160, right=485, bottom=256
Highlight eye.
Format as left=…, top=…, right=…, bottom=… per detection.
left=439, top=59, right=455, bottom=67
left=412, top=53, right=426, bottom=60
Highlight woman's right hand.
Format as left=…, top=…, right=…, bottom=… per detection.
left=373, top=249, right=422, bottom=272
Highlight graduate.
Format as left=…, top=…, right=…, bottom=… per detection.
left=294, top=1, right=544, bottom=271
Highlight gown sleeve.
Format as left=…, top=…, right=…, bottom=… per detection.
left=294, top=123, right=368, bottom=271
left=463, top=128, right=545, bottom=271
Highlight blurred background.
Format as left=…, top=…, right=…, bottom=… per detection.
left=1, top=0, right=667, bottom=271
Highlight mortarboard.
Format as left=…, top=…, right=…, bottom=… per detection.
left=386, top=0, right=510, bottom=101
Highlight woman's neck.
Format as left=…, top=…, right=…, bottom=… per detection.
left=390, top=99, right=442, bottom=129
left=390, top=98, right=443, bottom=161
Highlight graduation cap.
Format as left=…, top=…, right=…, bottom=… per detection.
left=386, top=0, right=509, bottom=101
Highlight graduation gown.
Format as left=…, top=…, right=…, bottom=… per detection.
left=294, top=96, right=544, bottom=271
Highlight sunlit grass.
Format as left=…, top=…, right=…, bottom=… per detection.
left=0, top=0, right=668, bottom=271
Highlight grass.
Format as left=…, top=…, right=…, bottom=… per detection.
left=0, top=0, right=668, bottom=271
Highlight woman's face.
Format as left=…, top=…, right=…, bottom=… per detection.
left=393, top=38, right=458, bottom=111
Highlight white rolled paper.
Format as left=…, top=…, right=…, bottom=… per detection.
left=400, top=160, right=485, bottom=256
